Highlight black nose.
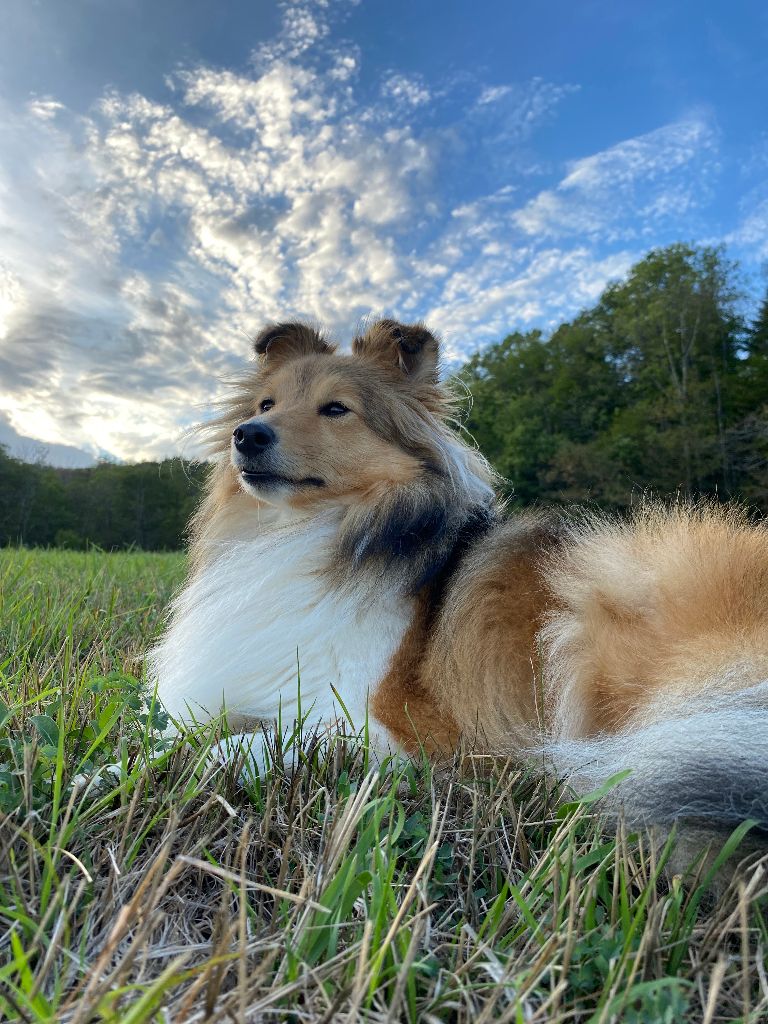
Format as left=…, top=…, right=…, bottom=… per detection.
left=233, top=420, right=277, bottom=453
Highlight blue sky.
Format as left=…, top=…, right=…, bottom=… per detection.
left=0, top=0, right=766, bottom=465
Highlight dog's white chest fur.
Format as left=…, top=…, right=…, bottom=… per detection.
left=149, top=516, right=414, bottom=733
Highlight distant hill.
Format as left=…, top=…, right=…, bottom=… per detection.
left=0, top=410, right=100, bottom=468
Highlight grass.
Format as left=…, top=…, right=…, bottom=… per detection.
left=1, top=548, right=767, bottom=1023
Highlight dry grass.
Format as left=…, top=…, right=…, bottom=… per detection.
left=1, top=548, right=767, bottom=1022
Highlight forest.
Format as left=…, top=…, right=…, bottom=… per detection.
left=1, top=243, right=766, bottom=550
left=0, top=456, right=207, bottom=550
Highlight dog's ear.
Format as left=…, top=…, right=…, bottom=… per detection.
left=253, top=322, right=332, bottom=365
left=352, top=319, right=440, bottom=384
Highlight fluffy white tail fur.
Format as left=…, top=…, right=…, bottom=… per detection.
left=546, top=681, right=768, bottom=837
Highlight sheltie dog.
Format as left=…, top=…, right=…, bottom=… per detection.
left=150, top=319, right=768, bottom=857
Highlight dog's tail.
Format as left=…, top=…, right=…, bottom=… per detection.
left=547, top=682, right=768, bottom=847
left=540, top=503, right=768, bottom=861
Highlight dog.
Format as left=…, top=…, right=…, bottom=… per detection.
left=149, top=318, right=768, bottom=859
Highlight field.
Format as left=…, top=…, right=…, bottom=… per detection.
left=1, top=549, right=767, bottom=1023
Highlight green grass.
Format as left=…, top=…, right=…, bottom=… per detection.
left=1, top=548, right=766, bottom=1022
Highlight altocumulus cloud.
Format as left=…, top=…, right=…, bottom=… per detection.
left=0, top=0, right=738, bottom=462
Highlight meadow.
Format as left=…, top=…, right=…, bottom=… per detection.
left=0, top=548, right=766, bottom=1022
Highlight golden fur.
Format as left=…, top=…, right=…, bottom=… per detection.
left=542, top=504, right=768, bottom=737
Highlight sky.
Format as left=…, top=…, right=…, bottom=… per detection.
left=0, top=0, right=766, bottom=466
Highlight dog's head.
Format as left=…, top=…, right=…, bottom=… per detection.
left=228, top=319, right=448, bottom=509
left=196, top=318, right=496, bottom=586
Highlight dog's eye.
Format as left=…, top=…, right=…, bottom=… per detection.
left=319, top=402, right=350, bottom=417
left=260, top=399, right=275, bottom=413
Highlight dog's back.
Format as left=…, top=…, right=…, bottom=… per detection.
left=425, top=501, right=768, bottom=852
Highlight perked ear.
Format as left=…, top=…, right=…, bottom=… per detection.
left=352, top=319, right=440, bottom=383
left=253, top=322, right=333, bottom=365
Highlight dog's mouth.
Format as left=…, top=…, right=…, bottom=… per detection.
left=240, top=470, right=325, bottom=489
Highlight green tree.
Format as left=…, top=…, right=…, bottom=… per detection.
left=594, top=244, right=744, bottom=493
left=728, top=286, right=768, bottom=505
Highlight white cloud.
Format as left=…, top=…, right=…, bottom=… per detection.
left=381, top=73, right=431, bottom=107
left=478, top=85, right=513, bottom=105
left=0, top=265, right=26, bottom=342
left=252, top=0, right=356, bottom=64
left=328, top=52, right=358, bottom=81
left=425, top=248, right=637, bottom=360
left=0, top=409, right=96, bottom=467
left=563, top=118, right=713, bottom=190
left=726, top=184, right=768, bottom=262
left=27, top=97, right=66, bottom=121
left=512, top=117, right=719, bottom=239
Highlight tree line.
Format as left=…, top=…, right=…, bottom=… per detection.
left=1, top=242, right=766, bottom=550
left=461, top=243, right=768, bottom=509
left=0, top=456, right=207, bottom=550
